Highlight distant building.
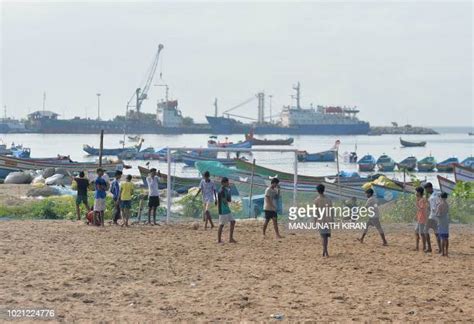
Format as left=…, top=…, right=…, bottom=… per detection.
left=28, top=110, right=59, bottom=120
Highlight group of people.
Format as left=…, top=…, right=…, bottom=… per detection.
left=73, top=168, right=161, bottom=227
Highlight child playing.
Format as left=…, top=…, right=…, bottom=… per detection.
left=415, top=186, right=429, bottom=251
left=436, top=192, right=450, bottom=257
left=94, top=168, right=108, bottom=227
left=120, top=175, right=134, bottom=227
left=314, top=184, right=333, bottom=257
left=194, top=171, right=217, bottom=229
left=358, top=188, right=388, bottom=245
left=217, top=177, right=236, bottom=244
left=263, top=178, right=283, bottom=239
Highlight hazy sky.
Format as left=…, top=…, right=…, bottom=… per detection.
left=1, top=1, right=472, bottom=126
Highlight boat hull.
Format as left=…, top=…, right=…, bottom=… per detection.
left=298, top=150, right=336, bottom=162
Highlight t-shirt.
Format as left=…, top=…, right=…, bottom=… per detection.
left=110, top=179, right=120, bottom=201
left=366, top=196, right=380, bottom=219
left=147, top=175, right=160, bottom=197
left=95, top=176, right=107, bottom=199
left=218, top=187, right=231, bottom=215
left=199, top=179, right=216, bottom=201
left=416, top=197, right=428, bottom=224
left=314, top=194, right=333, bottom=222
left=75, top=177, right=89, bottom=196
left=428, top=192, right=441, bottom=220
left=121, top=182, right=134, bottom=201
left=264, top=186, right=279, bottom=212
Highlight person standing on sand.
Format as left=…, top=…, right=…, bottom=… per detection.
left=436, top=192, right=450, bottom=257
left=146, top=168, right=161, bottom=225
left=314, top=184, right=333, bottom=257
left=110, top=170, right=123, bottom=225
left=94, top=168, right=108, bottom=227
left=263, top=178, right=283, bottom=239
left=358, top=188, right=388, bottom=245
left=120, top=175, right=134, bottom=227
left=217, top=177, right=236, bottom=244
left=194, top=171, right=217, bottom=230
left=73, top=171, right=90, bottom=221
left=424, top=182, right=441, bottom=253
left=414, top=186, right=429, bottom=251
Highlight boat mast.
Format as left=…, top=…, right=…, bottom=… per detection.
left=214, top=98, right=218, bottom=117
left=293, top=82, right=301, bottom=109
left=257, top=92, right=265, bottom=124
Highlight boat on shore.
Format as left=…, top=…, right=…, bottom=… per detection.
left=297, top=150, right=336, bottom=162
left=358, top=154, right=376, bottom=172
left=417, top=156, right=436, bottom=172
left=376, top=154, right=396, bottom=172
left=400, top=138, right=426, bottom=147
left=460, top=157, right=474, bottom=169
left=436, top=157, right=459, bottom=172
left=138, top=165, right=200, bottom=194
left=437, top=175, right=456, bottom=194
left=83, top=140, right=143, bottom=156
left=454, top=165, right=474, bottom=182
left=397, top=156, right=417, bottom=171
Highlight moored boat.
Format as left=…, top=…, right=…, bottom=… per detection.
left=357, top=154, right=376, bottom=172
left=397, top=156, right=417, bottom=171
left=417, top=156, right=436, bottom=172
left=297, top=150, right=336, bottom=162
left=437, top=175, right=456, bottom=194
left=182, top=154, right=238, bottom=167
left=460, top=157, right=474, bottom=169
left=436, top=157, right=459, bottom=172
left=454, top=165, right=474, bottom=182
left=376, top=154, right=396, bottom=172
left=400, top=137, right=426, bottom=147
left=128, top=135, right=142, bottom=142
left=138, top=165, right=201, bottom=194
left=245, top=133, right=294, bottom=146
left=207, top=139, right=252, bottom=149
left=83, top=140, right=143, bottom=156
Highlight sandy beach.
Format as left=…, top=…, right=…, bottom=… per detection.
left=0, top=220, right=473, bottom=322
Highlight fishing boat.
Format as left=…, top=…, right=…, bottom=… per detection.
left=128, top=135, right=142, bottom=142
left=138, top=165, right=200, bottom=194
left=297, top=150, right=336, bottom=162
left=357, top=154, right=376, bottom=172
left=436, top=157, right=459, bottom=172
left=376, top=154, right=396, bottom=172
left=417, top=156, right=436, bottom=172
left=397, top=156, right=417, bottom=171
left=371, top=183, right=411, bottom=202
left=460, top=157, right=474, bottom=169
left=400, top=138, right=426, bottom=147
left=207, top=136, right=252, bottom=149
left=244, top=133, right=294, bottom=146
left=437, top=175, right=456, bottom=194
left=454, top=165, right=474, bottom=182
left=182, top=154, right=238, bottom=167
left=0, top=155, right=124, bottom=180
left=83, top=140, right=143, bottom=156
left=468, top=132, right=474, bottom=136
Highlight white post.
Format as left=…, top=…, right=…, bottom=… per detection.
left=166, top=147, right=172, bottom=223
left=293, top=151, right=298, bottom=207
left=336, top=147, right=341, bottom=197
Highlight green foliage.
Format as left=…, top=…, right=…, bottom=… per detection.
left=381, top=194, right=417, bottom=223
left=449, top=182, right=474, bottom=223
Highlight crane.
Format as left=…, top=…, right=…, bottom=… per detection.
left=126, top=44, right=164, bottom=114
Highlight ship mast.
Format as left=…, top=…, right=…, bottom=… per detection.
left=293, top=82, right=301, bottom=109
left=214, top=98, right=218, bottom=117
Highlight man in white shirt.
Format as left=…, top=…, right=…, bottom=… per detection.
left=424, top=182, right=441, bottom=253
left=194, top=171, right=217, bottom=229
left=147, top=168, right=160, bottom=225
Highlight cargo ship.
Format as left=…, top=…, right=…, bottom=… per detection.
left=206, top=83, right=370, bottom=135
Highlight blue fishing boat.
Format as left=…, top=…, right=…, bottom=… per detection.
left=83, top=139, right=143, bottom=156
left=11, top=147, right=31, bottom=158
left=358, top=154, right=376, bottom=172
left=460, top=157, right=474, bottom=169
left=207, top=137, right=252, bottom=149
left=376, top=154, right=396, bottom=172
left=417, top=156, right=436, bottom=172
left=436, top=157, right=459, bottom=172
left=182, top=154, right=238, bottom=167
left=297, top=150, right=336, bottom=162
left=397, top=156, right=417, bottom=172
left=372, top=184, right=410, bottom=202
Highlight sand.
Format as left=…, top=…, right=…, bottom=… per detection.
left=0, top=220, right=473, bottom=322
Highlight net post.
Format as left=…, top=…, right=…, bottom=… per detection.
left=293, top=150, right=298, bottom=207
left=166, top=147, right=171, bottom=223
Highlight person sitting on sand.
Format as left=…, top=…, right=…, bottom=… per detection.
left=424, top=182, right=441, bottom=253
left=73, top=171, right=90, bottom=221
left=415, top=186, right=429, bottom=251
left=358, top=189, right=388, bottom=245
left=194, top=171, right=217, bottom=230
left=94, top=168, right=108, bottom=227
left=146, top=168, right=161, bottom=225
left=436, top=192, right=450, bottom=257
left=217, top=177, right=236, bottom=244
left=120, top=175, right=134, bottom=227
left=314, top=184, right=333, bottom=257
left=110, top=170, right=123, bottom=225
left=263, top=178, right=283, bottom=239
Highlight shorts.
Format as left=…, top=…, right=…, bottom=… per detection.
left=366, top=217, right=383, bottom=232
left=416, top=223, right=426, bottom=234
left=425, top=219, right=438, bottom=233
left=76, top=194, right=88, bottom=205
left=320, top=232, right=331, bottom=238
left=121, top=200, right=132, bottom=209
left=264, top=210, right=277, bottom=220
left=203, top=196, right=215, bottom=204
left=439, top=233, right=449, bottom=239
left=94, top=198, right=106, bottom=212
left=219, top=213, right=235, bottom=225
left=148, top=196, right=160, bottom=208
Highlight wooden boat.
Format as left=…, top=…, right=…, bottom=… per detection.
left=245, top=134, right=294, bottom=146
left=0, top=155, right=124, bottom=180
left=182, top=154, right=238, bottom=167
left=400, top=137, right=426, bottom=147
left=437, top=175, right=456, bottom=194
left=372, top=183, right=411, bottom=202
left=417, top=156, right=436, bottom=172
left=297, top=150, right=336, bottom=162
left=83, top=142, right=142, bottom=156
left=207, top=137, right=252, bottom=149
left=357, top=154, right=376, bottom=172
left=460, top=157, right=474, bottom=169
left=138, top=165, right=201, bottom=194
left=397, top=156, right=417, bottom=171
left=454, top=165, right=474, bottom=182
left=436, top=157, right=459, bottom=172
left=376, top=154, right=396, bottom=172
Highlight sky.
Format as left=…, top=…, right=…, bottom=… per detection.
left=1, top=0, right=472, bottom=126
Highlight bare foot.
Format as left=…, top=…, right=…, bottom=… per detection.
left=229, top=239, right=237, bottom=243
left=357, top=238, right=364, bottom=243
left=276, top=235, right=284, bottom=239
